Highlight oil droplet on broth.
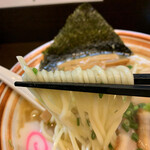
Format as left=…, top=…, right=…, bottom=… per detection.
left=15, top=99, right=53, bottom=150
left=17, top=99, right=42, bottom=138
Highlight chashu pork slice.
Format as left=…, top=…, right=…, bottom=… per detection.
left=137, top=109, right=150, bottom=150
left=115, top=128, right=137, bottom=150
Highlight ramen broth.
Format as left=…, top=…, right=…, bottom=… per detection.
left=14, top=99, right=53, bottom=150
left=17, top=99, right=42, bottom=138
left=16, top=52, right=150, bottom=149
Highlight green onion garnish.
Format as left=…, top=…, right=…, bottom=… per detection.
left=126, top=110, right=132, bottom=116
left=133, top=105, right=139, bottom=111
left=137, top=148, right=143, bottom=150
left=122, top=103, right=140, bottom=133
left=143, top=103, right=150, bottom=112
left=122, top=96, right=127, bottom=102
left=86, top=119, right=90, bottom=127
left=8, top=139, right=14, bottom=148
left=108, top=143, right=114, bottom=150
left=130, top=122, right=138, bottom=130
left=99, top=93, right=103, bottom=99
left=131, top=133, right=139, bottom=142
left=138, top=103, right=146, bottom=108
left=122, top=119, right=130, bottom=132
left=32, top=68, right=38, bottom=75
left=114, top=109, right=118, bottom=113
left=91, top=130, right=96, bottom=140
left=127, top=65, right=133, bottom=69
left=77, top=117, right=80, bottom=126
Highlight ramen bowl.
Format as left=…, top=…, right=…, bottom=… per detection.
left=0, top=30, right=150, bottom=150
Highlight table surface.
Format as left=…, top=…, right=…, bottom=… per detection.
left=0, top=0, right=150, bottom=69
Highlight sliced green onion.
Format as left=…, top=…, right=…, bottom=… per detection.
left=77, top=117, right=80, bottom=126
left=131, top=133, right=139, bottom=142
left=91, top=130, right=96, bottom=140
left=133, top=105, right=139, bottom=111
left=122, top=96, right=127, bottom=102
left=122, top=103, right=140, bottom=134
left=127, top=65, right=133, bottom=69
left=108, top=143, right=114, bottom=150
left=130, top=122, right=138, bottom=130
left=126, top=110, right=132, bottom=116
left=143, top=103, right=150, bottom=112
left=122, top=119, right=130, bottom=132
left=8, top=139, right=14, bottom=148
left=138, top=103, right=146, bottom=108
left=99, top=93, right=103, bottom=99
left=32, top=68, right=38, bottom=75
left=114, top=109, right=118, bottom=113
left=137, top=148, right=143, bottom=150
left=86, top=119, right=90, bottom=127
left=123, top=103, right=134, bottom=119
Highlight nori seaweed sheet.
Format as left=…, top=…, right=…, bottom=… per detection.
left=40, top=3, right=132, bottom=71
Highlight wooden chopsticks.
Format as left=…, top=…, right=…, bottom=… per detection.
left=14, top=74, right=150, bottom=97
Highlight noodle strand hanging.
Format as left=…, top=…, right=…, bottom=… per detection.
left=17, top=56, right=134, bottom=150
